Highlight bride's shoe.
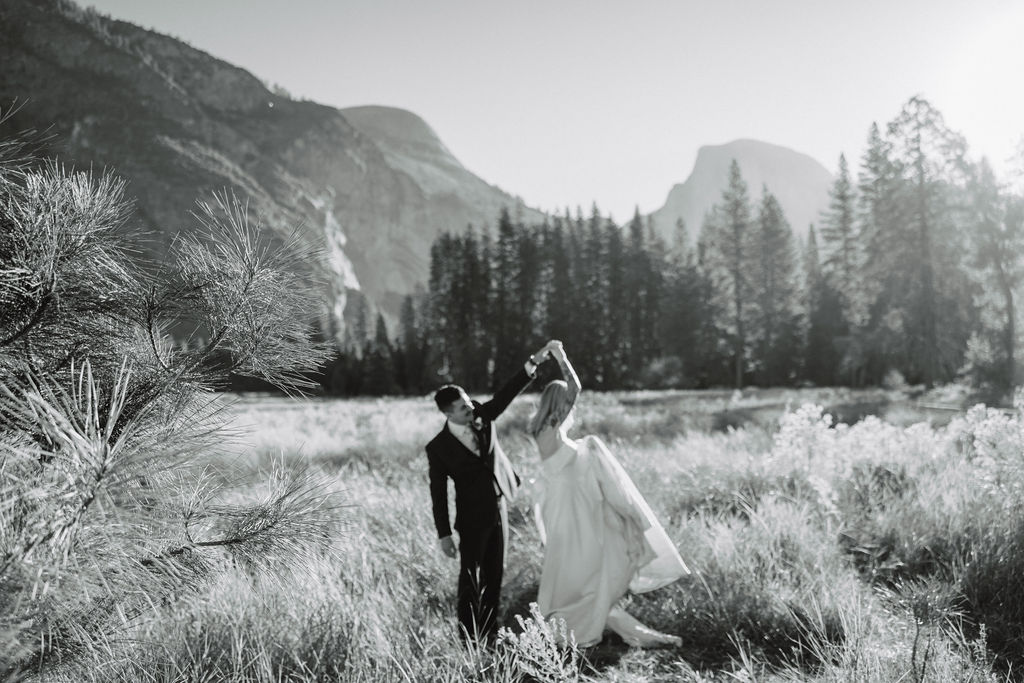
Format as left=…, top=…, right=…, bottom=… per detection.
left=607, top=606, right=681, bottom=648
left=648, top=632, right=682, bottom=648
left=619, top=626, right=682, bottom=648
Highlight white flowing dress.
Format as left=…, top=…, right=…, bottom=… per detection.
left=535, top=434, right=689, bottom=647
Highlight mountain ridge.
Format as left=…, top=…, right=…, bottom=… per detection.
left=0, top=0, right=544, bottom=328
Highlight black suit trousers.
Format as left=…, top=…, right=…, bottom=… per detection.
left=456, top=513, right=505, bottom=642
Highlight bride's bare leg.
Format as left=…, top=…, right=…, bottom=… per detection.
left=606, top=606, right=682, bottom=648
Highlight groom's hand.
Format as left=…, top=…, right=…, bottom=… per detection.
left=439, top=535, right=457, bottom=559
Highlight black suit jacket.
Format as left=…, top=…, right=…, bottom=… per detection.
left=426, top=368, right=531, bottom=538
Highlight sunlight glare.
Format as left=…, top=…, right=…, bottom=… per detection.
left=943, top=5, right=1024, bottom=174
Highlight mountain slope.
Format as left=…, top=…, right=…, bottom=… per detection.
left=0, top=0, right=542, bottom=328
left=649, top=139, right=834, bottom=243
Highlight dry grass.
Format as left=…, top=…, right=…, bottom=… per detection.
left=33, top=389, right=1024, bottom=682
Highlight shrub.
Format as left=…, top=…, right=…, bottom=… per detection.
left=496, top=603, right=586, bottom=682
left=775, top=400, right=1024, bottom=673
left=958, top=524, right=1024, bottom=672
left=882, top=369, right=909, bottom=391
left=638, top=356, right=691, bottom=390
left=960, top=331, right=1013, bottom=401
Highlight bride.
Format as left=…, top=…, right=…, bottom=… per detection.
left=528, top=341, right=688, bottom=648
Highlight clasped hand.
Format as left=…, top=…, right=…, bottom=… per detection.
left=534, top=339, right=564, bottom=362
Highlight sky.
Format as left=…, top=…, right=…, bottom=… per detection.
left=84, top=0, right=1024, bottom=220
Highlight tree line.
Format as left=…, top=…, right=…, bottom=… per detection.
left=324, top=96, right=1024, bottom=399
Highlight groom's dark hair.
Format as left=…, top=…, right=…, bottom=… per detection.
left=434, top=384, right=464, bottom=411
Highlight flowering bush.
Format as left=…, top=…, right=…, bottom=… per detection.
left=496, top=603, right=585, bottom=682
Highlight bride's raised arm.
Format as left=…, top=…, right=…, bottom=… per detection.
left=552, top=342, right=581, bottom=408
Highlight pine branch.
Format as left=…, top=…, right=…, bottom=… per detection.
left=0, top=130, right=340, bottom=675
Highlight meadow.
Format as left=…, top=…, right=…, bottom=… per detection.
left=59, top=386, right=1024, bottom=682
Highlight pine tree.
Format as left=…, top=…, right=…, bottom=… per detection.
left=572, top=205, right=608, bottom=387
left=542, top=216, right=576, bottom=347
left=749, top=188, right=802, bottom=385
left=349, top=292, right=369, bottom=355
left=362, top=313, right=398, bottom=395
left=491, top=208, right=526, bottom=386
left=426, top=233, right=458, bottom=383
left=964, top=159, right=1023, bottom=393
left=819, top=154, right=859, bottom=317
left=420, top=224, right=498, bottom=392
left=623, top=210, right=664, bottom=383
left=857, top=121, right=908, bottom=383
left=642, top=216, right=667, bottom=381
left=803, top=226, right=846, bottom=385
left=623, top=211, right=645, bottom=379
left=885, top=96, right=975, bottom=386
left=515, top=222, right=543, bottom=365
left=395, top=288, right=430, bottom=393
left=659, top=218, right=712, bottom=387
left=450, top=226, right=488, bottom=387
left=567, top=208, right=590, bottom=379
left=474, top=226, right=496, bottom=386
left=701, top=160, right=753, bottom=388
left=603, top=216, right=627, bottom=387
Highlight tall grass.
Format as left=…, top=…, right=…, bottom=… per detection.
left=28, top=391, right=1022, bottom=681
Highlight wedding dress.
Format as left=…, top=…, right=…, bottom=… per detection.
left=534, top=434, right=688, bottom=647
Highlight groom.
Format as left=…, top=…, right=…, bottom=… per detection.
left=427, top=340, right=556, bottom=642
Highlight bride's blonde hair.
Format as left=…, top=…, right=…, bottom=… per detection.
left=528, top=380, right=573, bottom=437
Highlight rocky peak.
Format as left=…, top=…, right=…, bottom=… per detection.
left=649, top=139, right=834, bottom=243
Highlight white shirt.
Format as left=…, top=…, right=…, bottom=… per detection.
left=445, top=358, right=538, bottom=457
left=447, top=420, right=504, bottom=498
left=448, top=421, right=481, bottom=456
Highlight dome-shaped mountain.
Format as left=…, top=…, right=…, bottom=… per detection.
left=649, top=139, right=833, bottom=243
left=342, top=105, right=460, bottom=168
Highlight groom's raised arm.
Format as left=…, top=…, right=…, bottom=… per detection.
left=478, top=367, right=531, bottom=421
left=478, top=342, right=553, bottom=421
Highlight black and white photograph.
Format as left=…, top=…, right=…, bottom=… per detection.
left=2, top=0, right=1024, bottom=680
